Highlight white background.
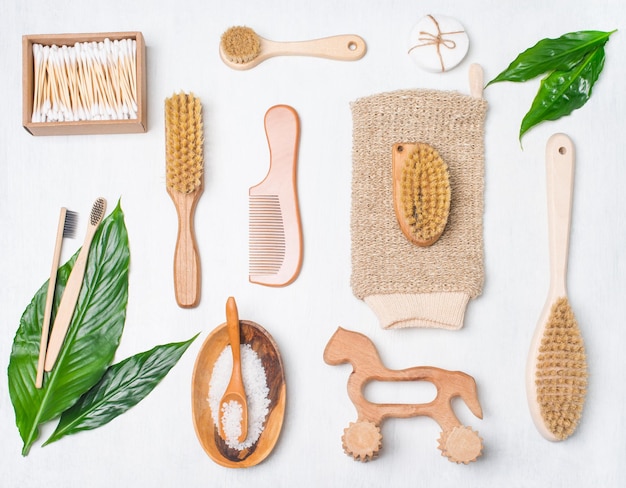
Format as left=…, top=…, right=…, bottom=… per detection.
left=1, top=1, right=625, bottom=486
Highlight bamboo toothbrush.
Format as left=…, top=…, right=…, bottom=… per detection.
left=526, top=133, right=587, bottom=441
left=165, top=92, right=204, bottom=307
left=35, top=208, right=77, bottom=388
left=44, top=198, right=107, bottom=372
left=249, top=105, right=302, bottom=286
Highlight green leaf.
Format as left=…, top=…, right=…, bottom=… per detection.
left=44, top=334, right=199, bottom=446
left=519, top=46, right=606, bottom=140
left=8, top=201, right=129, bottom=455
left=487, top=30, right=615, bottom=85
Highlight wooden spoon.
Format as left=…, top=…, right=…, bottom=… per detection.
left=218, top=297, right=248, bottom=443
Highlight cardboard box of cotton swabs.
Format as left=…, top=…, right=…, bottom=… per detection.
left=22, top=32, right=147, bottom=136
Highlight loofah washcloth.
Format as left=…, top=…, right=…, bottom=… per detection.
left=350, top=89, right=487, bottom=330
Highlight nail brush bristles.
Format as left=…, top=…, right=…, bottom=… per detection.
left=31, top=38, right=137, bottom=123
left=401, top=144, right=450, bottom=245
left=164, top=93, right=204, bottom=194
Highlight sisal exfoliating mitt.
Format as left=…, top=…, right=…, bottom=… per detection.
left=350, top=86, right=487, bottom=330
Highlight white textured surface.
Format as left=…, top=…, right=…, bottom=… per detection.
left=1, top=1, right=625, bottom=487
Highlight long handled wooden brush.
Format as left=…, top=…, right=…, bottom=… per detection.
left=526, top=133, right=587, bottom=441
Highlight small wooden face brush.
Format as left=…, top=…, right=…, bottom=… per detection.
left=44, top=198, right=106, bottom=372
left=526, top=133, right=587, bottom=441
left=219, top=26, right=367, bottom=70
left=165, top=92, right=204, bottom=308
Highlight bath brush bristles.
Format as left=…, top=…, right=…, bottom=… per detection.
left=393, top=143, right=450, bottom=246
left=164, top=92, right=204, bottom=307
left=535, top=297, right=587, bottom=440
left=165, top=92, right=203, bottom=194
left=526, top=133, right=588, bottom=441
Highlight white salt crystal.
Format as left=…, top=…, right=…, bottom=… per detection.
left=220, top=400, right=243, bottom=445
left=208, top=344, right=270, bottom=450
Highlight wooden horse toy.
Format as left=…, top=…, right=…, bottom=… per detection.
left=323, top=327, right=484, bottom=464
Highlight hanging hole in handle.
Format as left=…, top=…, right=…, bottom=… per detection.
left=348, top=41, right=358, bottom=51
left=558, top=146, right=567, bottom=155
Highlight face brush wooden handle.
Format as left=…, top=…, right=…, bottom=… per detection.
left=44, top=198, right=106, bottom=372
left=262, top=35, right=367, bottom=60
left=168, top=188, right=202, bottom=308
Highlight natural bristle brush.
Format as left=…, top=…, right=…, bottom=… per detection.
left=249, top=105, right=303, bottom=287
left=219, top=26, right=366, bottom=70
left=44, top=198, right=106, bottom=372
left=392, top=142, right=451, bottom=246
left=526, top=133, right=587, bottom=441
left=391, top=65, right=484, bottom=248
left=165, top=92, right=204, bottom=308
left=35, top=207, right=77, bottom=388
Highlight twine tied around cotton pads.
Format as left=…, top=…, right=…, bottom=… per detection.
left=408, top=15, right=469, bottom=72
left=31, top=38, right=138, bottom=122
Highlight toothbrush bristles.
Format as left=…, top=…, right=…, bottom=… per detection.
left=63, top=210, right=78, bottom=239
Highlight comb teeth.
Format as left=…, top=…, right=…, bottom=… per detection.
left=63, top=210, right=78, bottom=238
left=90, top=198, right=106, bottom=226
left=249, top=195, right=285, bottom=275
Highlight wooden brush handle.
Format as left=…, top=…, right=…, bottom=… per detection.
left=44, top=224, right=97, bottom=372
left=36, top=208, right=67, bottom=387
left=545, top=133, right=575, bottom=296
left=469, top=63, right=484, bottom=99
left=263, top=34, right=366, bottom=61
left=169, top=188, right=202, bottom=308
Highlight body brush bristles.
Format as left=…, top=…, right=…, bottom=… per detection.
left=165, top=92, right=204, bottom=308
left=535, top=297, right=587, bottom=440
left=393, top=142, right=451, bottom=247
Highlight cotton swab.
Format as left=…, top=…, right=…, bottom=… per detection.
left=31, top=38, right=138, bottom=123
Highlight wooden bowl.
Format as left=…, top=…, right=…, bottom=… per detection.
left=191, top=320, right=286, bottom=468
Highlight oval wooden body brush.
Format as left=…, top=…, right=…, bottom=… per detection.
left=392, top=142, right=451, bottom=246
left=165, top=92, right=204, bottom=308
left=526, top=133, right=587, bottom=441
left=219, top=26, right=366, bottom=70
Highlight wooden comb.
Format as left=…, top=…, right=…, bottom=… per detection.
left=249, top=105, right=303, bottom=287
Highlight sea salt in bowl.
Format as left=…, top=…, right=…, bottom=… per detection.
left=191, top=320, right=286, bottom=468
